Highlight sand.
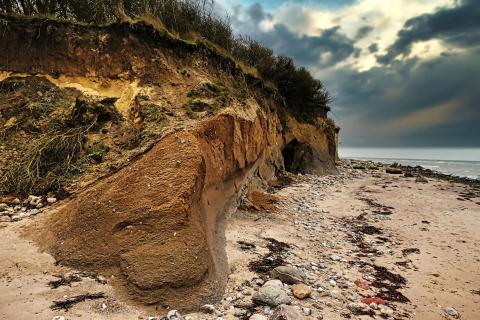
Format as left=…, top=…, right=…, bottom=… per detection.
left=0, top=162, right=479, bottom=319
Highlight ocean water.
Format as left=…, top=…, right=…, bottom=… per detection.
left=340, top=147, right=480, bottom=180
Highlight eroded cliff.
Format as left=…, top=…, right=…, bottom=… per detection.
left=0, top=14, right=337, bottom=312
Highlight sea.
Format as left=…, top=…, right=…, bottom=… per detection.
left=340, top=147, right=480, bottom=180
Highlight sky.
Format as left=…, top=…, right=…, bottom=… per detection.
left=214, top=0, right=480, bottom=147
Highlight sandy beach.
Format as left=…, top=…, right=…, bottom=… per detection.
left=0, top=160, right=479, bottom=320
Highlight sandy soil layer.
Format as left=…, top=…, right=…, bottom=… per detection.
left=1, top=162, right=479, bottom=319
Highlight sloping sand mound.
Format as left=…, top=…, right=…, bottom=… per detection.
left=36, top=108, right=277, bottom=311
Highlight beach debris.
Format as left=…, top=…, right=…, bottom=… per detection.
left=361, top=297, right=385, bottom=305
left=238, top=241, right=256, bottom=250
left=415, top=176, right=429, bottom=183
left=386, top=167, right=403, bottom=174
left=402, top=248, right=420, bottom=256
left=249, top=238, right=290, bottom=273
left=50, top=292, right=106, bottom=311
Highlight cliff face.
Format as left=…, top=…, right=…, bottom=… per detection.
left=0, top=15, right=337, bottom=311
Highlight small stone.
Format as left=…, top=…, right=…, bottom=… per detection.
left=415, top=176, right=429, bottom=183
left=253, top=280, right=292, bottom=306
left=52, top=317, right=66, bottom=320
left=0, top=216, right=12, bottom=222
left=386, top=167, right=402, bottom=174
left=329, top=279, right=336, bottom=287
left=234, top=308, right=248, bottom=318
left=347, top=302, right=369, bottom=315
left=166, top=310, right=182, bottom=320
left=269, top=305, right=304, bottom=320
left=271, top=266, right=306, bottom=284
left=0, top=203, right=9, bottom=210
left=444, top=307, right=460, bottom=318
left=291, top=284, right=312, bottom=299
left=200, top=304, right=216, bottom=314
left=250, top=314, right=267, bottom=320
left=330, top=255, right=341, bottom=261
left=147, top=316, right=158, bottom=320
left=12, top=198, right=20, bottom=205
left=302, top=308, right=312, bottom=316
left=378, top=305, right=394, bottom=316
left=47, top=197, right=58, bottom=204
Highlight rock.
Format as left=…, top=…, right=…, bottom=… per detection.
left=12, top=198, right=21, bottom=205
left=166, top=310, right=182, bottom=320
left=378, top=305, right=393, bottom=316
left=250, top=314, right=268, bottom=320
left=354, top=279, right=370, bottom=290
left=253, top=280, right=292, bottom=306
left=0, top=203, right=9, bottom=210
left=404, top=172, right=414, bottom=177
left=386, top=167, right=403, bottom=174
left=147, top=316, right=158, bottom=320
left=347, top=302, right=369, bottom=315
left=330, top=254, right=341, bottom=261
left=291, top=284, right=312, bottom=299
left=200, top=304, right=216, bottom=314
left=52, top=317, right=66, bottom=320
left=234, top=308, right=248, bottom=318
left=269, top=305, right=304, bottom=320
left=302, top=308, right=312, bottom=316
left=0, top=216, right=12, bottom=222
left=415, top=176, right=428, bottom=183
left=271, top=266, right=306, bottom=284
left=444, top=307, right=460, bottom=318
left=47, top=197, right=58, bottom=204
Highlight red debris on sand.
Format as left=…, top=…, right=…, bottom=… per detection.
left=361, top=297, right=386, bottom=305
left=354, top=279, right=370, bottom=290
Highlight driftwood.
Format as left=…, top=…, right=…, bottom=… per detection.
left=50, top=293, right=106, bottom=311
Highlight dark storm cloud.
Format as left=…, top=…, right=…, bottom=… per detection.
left=222, top=1, right=480, bottom=146
left=329, top=48, right=480, bottom=146
left=231, top=3, right=358, bottom=67
left=368, top=43, right=378, bottom=53
left=378, top=0, right=480, bottom=64
left=355, top=25, right=373, bottom=40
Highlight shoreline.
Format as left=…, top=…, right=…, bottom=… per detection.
left=1, top=160, right=479, bottom=319
left=345, top=158, right=480, bottom=187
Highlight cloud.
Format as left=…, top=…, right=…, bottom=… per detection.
left=378, top=0, right=480, bottom=64
left=230, top=3, right=359, bottom=67
left=355, top=25, right=374, bottom=40
left=329, top=48, right=480, bottom=146
left=219, top=0, right=480, bottom=146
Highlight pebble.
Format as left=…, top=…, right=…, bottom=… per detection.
left=234, top=308, right=248, bottom=318
left=302, top=307, right=312, bottom=316
left=52, top=317, right=66, bottom=320
left=269, top=305, right=304, bottom=320
left=166, top=310, right=182, bottom=320
left=291, top=284, right=312, bottom=299
left=271, top=266, right=306, bottom=284
left=252, top=280, right=292, bottom=306
left=444, top=307, right=460, bottom=318
left=249, top=314, right=267, bottom=320
left=47, top=197, right=57, bottom=204
left=200, top=304, right=216, bottom=314
left=379, top=305, right=394, bottom=316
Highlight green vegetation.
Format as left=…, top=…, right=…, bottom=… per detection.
left=85, top=141, right=109, bottom=163
left=184, top=82, right=232, bottom=118
left=0, top=0, right=331, bottom=122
